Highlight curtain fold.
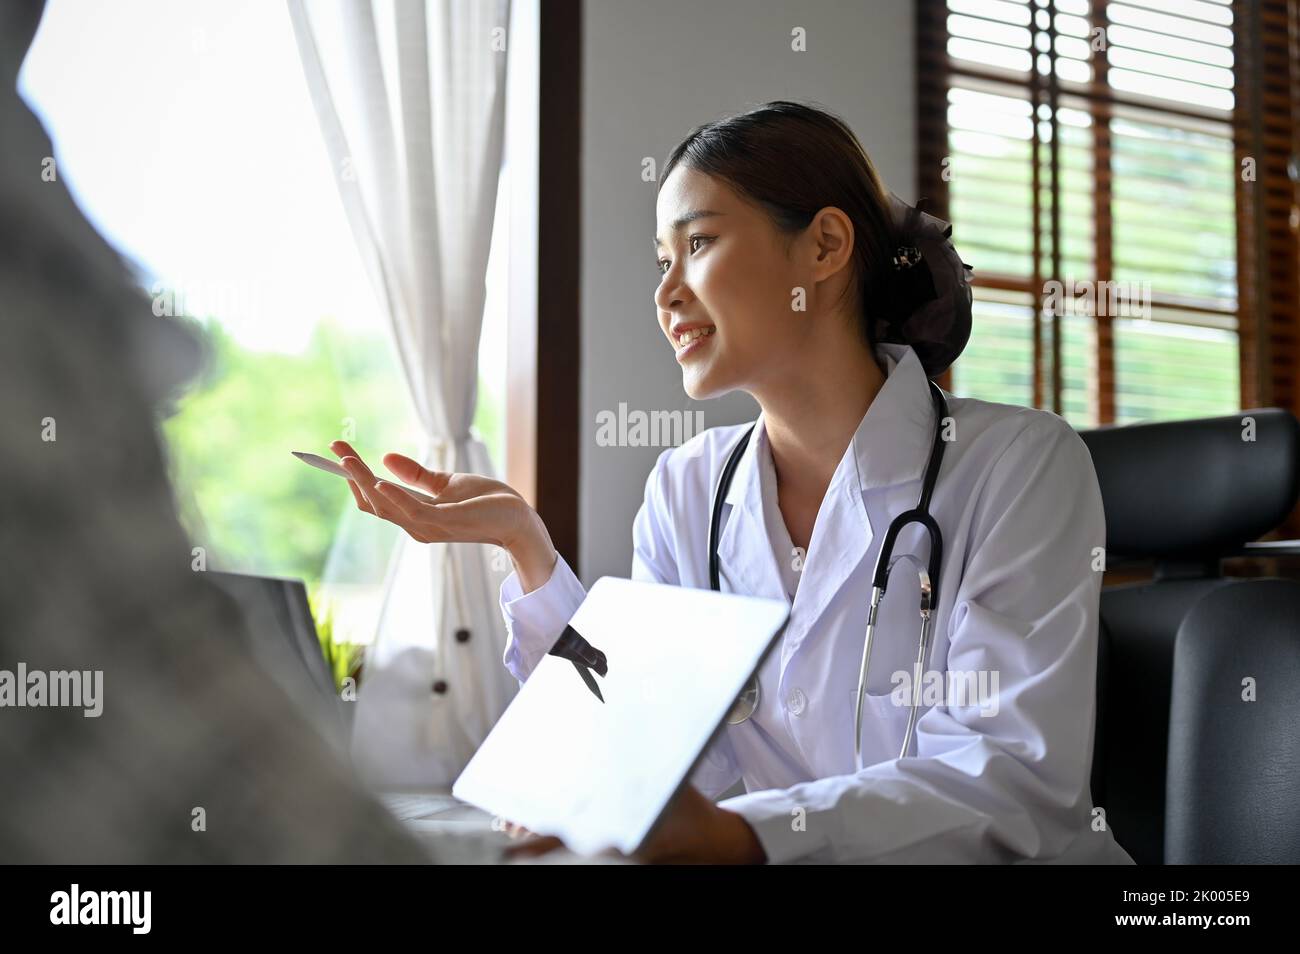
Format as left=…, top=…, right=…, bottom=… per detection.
left=288, top=0, right=516, bottom=787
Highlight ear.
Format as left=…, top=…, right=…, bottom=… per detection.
left=803, top=206, right=856, bottom=290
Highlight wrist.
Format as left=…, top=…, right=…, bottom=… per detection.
left=506, top=504, right=558, bottom=594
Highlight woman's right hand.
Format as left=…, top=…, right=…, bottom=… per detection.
left=330, top=440, right=559, bottom=593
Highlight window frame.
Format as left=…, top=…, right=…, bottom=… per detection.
left=916, top=0, right=1262, bottom=423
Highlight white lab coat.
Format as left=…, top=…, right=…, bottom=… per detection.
left=498, top=341, right=1136, bottom=865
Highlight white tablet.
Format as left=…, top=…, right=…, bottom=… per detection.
left=452, top=576, right=790, bottom=856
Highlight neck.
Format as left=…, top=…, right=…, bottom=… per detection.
left=754, top=328, right=887, bottom=503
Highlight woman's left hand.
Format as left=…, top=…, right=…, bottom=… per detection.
left=501, top=785, right=767, bottom=864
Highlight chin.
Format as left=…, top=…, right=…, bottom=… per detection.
left=681, top=368, right=729, bottom=402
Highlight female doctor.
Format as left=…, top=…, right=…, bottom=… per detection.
left=332, top=101, right=1135, bottom=865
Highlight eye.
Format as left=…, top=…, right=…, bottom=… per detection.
left=655, top=235, right=713, bottom=276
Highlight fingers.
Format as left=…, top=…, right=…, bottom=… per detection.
left=377, top=483, right=478, bottom=538
left=330, top=442, right=377, bottom=505
left=383, top=452, right=452, bottom=497
left=330, top=440, right=365, bottom=467
left=499, top=820, right=569, bottom=861
left=345, top=479, right=373, bottom=514
left=339, top=457, right=378, bottom=511
left=505, top=821, right=529, bottom=839
left=329, top=444, right=483, bottom=545
left=340, top=457, right=412, bottom=527
left=331, top=443, right=430, bottom=535
left=373, top=481, right=425, bottom=522
left=338, top=455, right=381, bottom=502
left=332, top=444, right=401, bottom=514
left=336, top=452, right=377, bottom=487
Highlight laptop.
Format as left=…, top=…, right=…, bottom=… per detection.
left=452, top=576, right=790, bottom=857
left=206, top=571, right=350, bottom=754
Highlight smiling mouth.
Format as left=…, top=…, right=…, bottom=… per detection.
left=673, top=326, right=715, bottom=356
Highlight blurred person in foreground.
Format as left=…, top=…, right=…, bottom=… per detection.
left=0, top=0, right=433, bottom=863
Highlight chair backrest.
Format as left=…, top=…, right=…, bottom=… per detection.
left=1165, top=579, right=1300, bottom=863
left=1080, top=406, right=1300, bottom=864
left=1091, top=578, right=1239, bottom=864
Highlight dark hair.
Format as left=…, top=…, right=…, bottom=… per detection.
left=658, top=100, right=902, bottom=357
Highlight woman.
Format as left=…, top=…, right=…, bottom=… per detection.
left=333, top=101, right=1134, bottom=865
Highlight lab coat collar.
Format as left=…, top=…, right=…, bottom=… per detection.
left=714, top=343, right=939, bottom=609
left=723, top=342, right=938, bottom=508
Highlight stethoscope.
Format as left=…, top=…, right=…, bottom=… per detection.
left=708, top=379, right=950, bottom=770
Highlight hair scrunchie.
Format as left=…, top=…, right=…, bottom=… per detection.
left=872, top=192, right=974, bottom=380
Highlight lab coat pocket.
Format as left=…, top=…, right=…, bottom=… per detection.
left=858, top=682, right=914, bottom=762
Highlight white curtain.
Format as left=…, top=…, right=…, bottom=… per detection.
left=288, top=0, right=517, bottom=787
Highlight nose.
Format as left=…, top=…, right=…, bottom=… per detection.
left=653, top=261, right=690, bottom=315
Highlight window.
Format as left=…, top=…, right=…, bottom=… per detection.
left=919, top=0, right=1243, bottom=426
left=20, top=0, right=508, bottom=644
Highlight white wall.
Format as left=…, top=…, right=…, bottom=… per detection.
left=579, top=0, right=917, bottom=583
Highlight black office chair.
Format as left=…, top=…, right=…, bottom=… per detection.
left=1164, top=579, right=1300, bottom=863
left=1079, top=406, right=1300, bottom=864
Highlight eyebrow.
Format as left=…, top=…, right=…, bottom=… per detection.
left=653, top=210, right=726, bottom=250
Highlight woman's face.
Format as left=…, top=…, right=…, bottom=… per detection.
left=653, top=166, right=854, bottom=400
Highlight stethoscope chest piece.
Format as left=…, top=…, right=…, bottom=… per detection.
left=726, top=676, right=761, bottom=725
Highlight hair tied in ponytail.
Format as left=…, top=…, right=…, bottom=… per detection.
left=871, top=192, right=974, bottom=379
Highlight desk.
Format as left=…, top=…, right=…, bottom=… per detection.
left=377, top=790, right=629, bottom=864
left=381, top=790, right=498, bottom=828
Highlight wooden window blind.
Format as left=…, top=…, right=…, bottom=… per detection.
left=917, top=0, right=1267, bottom=428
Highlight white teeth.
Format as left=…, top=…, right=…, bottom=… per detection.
left=676, top=327, right=715, bottom=348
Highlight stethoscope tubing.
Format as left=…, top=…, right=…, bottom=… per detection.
left=711, top=381, right=952, bottom=763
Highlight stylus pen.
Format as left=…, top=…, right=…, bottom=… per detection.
left=292, top=451, right=439, bottom=504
